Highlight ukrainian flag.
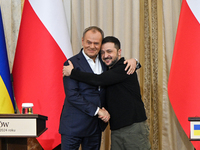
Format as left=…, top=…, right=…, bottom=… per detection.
left=0, top=8, right=15, bottom=114
left=194, top=125, right=200, bottom=136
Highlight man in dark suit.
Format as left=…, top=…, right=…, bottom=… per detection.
left=59, top=26, right=110, bottom=150
left=59, top=27, right=137, bottom=150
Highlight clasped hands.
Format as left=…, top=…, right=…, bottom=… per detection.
left=97, top=107, right=110, bottom=123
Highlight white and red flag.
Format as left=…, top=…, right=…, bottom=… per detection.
left=12, top=0, right=73, bottom=149
left=168, top=0, right=200, bottom=149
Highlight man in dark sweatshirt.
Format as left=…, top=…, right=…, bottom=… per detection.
left=63, top=36, right=151, bottom=150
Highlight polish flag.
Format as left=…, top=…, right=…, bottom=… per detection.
left=12, top=0, right=73, bottom=149
left=168, top=0, right=200, bottom=149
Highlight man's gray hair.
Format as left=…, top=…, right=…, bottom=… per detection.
left=83, top=26, right=104, bottom=39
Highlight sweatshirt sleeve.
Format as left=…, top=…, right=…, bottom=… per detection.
left=70, top=64, right=132, bottom=86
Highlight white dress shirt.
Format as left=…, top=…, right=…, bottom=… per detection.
left=82, top=50, right=103, bottom=116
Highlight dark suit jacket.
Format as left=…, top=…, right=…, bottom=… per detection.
left=59, top=49, right=107, bottom=137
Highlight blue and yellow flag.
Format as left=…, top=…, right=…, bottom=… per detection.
left=0, top=8, right=15, bottom=114
left=194, top=125, right=200, bottom=136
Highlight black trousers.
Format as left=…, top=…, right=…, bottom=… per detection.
left=61, top=132, right=102, bottom=150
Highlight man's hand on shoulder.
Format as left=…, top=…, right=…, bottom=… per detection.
left=124, top=58, right=137, bottom=75
left=63, top=60, right=74, bottom=77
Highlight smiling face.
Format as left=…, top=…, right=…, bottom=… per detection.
left=82, top=30, right=102, bottom=61
left=101, top=42, right=121, bottom=67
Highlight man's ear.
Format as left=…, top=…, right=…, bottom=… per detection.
left=118, top=49, right=122, bottom=56
left=81, top=37, right=84, bottom=46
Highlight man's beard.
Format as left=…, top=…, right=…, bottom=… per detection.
left=104, top=56, right=118, bottom=67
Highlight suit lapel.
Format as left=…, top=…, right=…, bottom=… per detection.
left=76, top=49, right=94, bottom=73
left=100, top=59, right=107, bottom=72
left=99, top=52, right=107, bottom=72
